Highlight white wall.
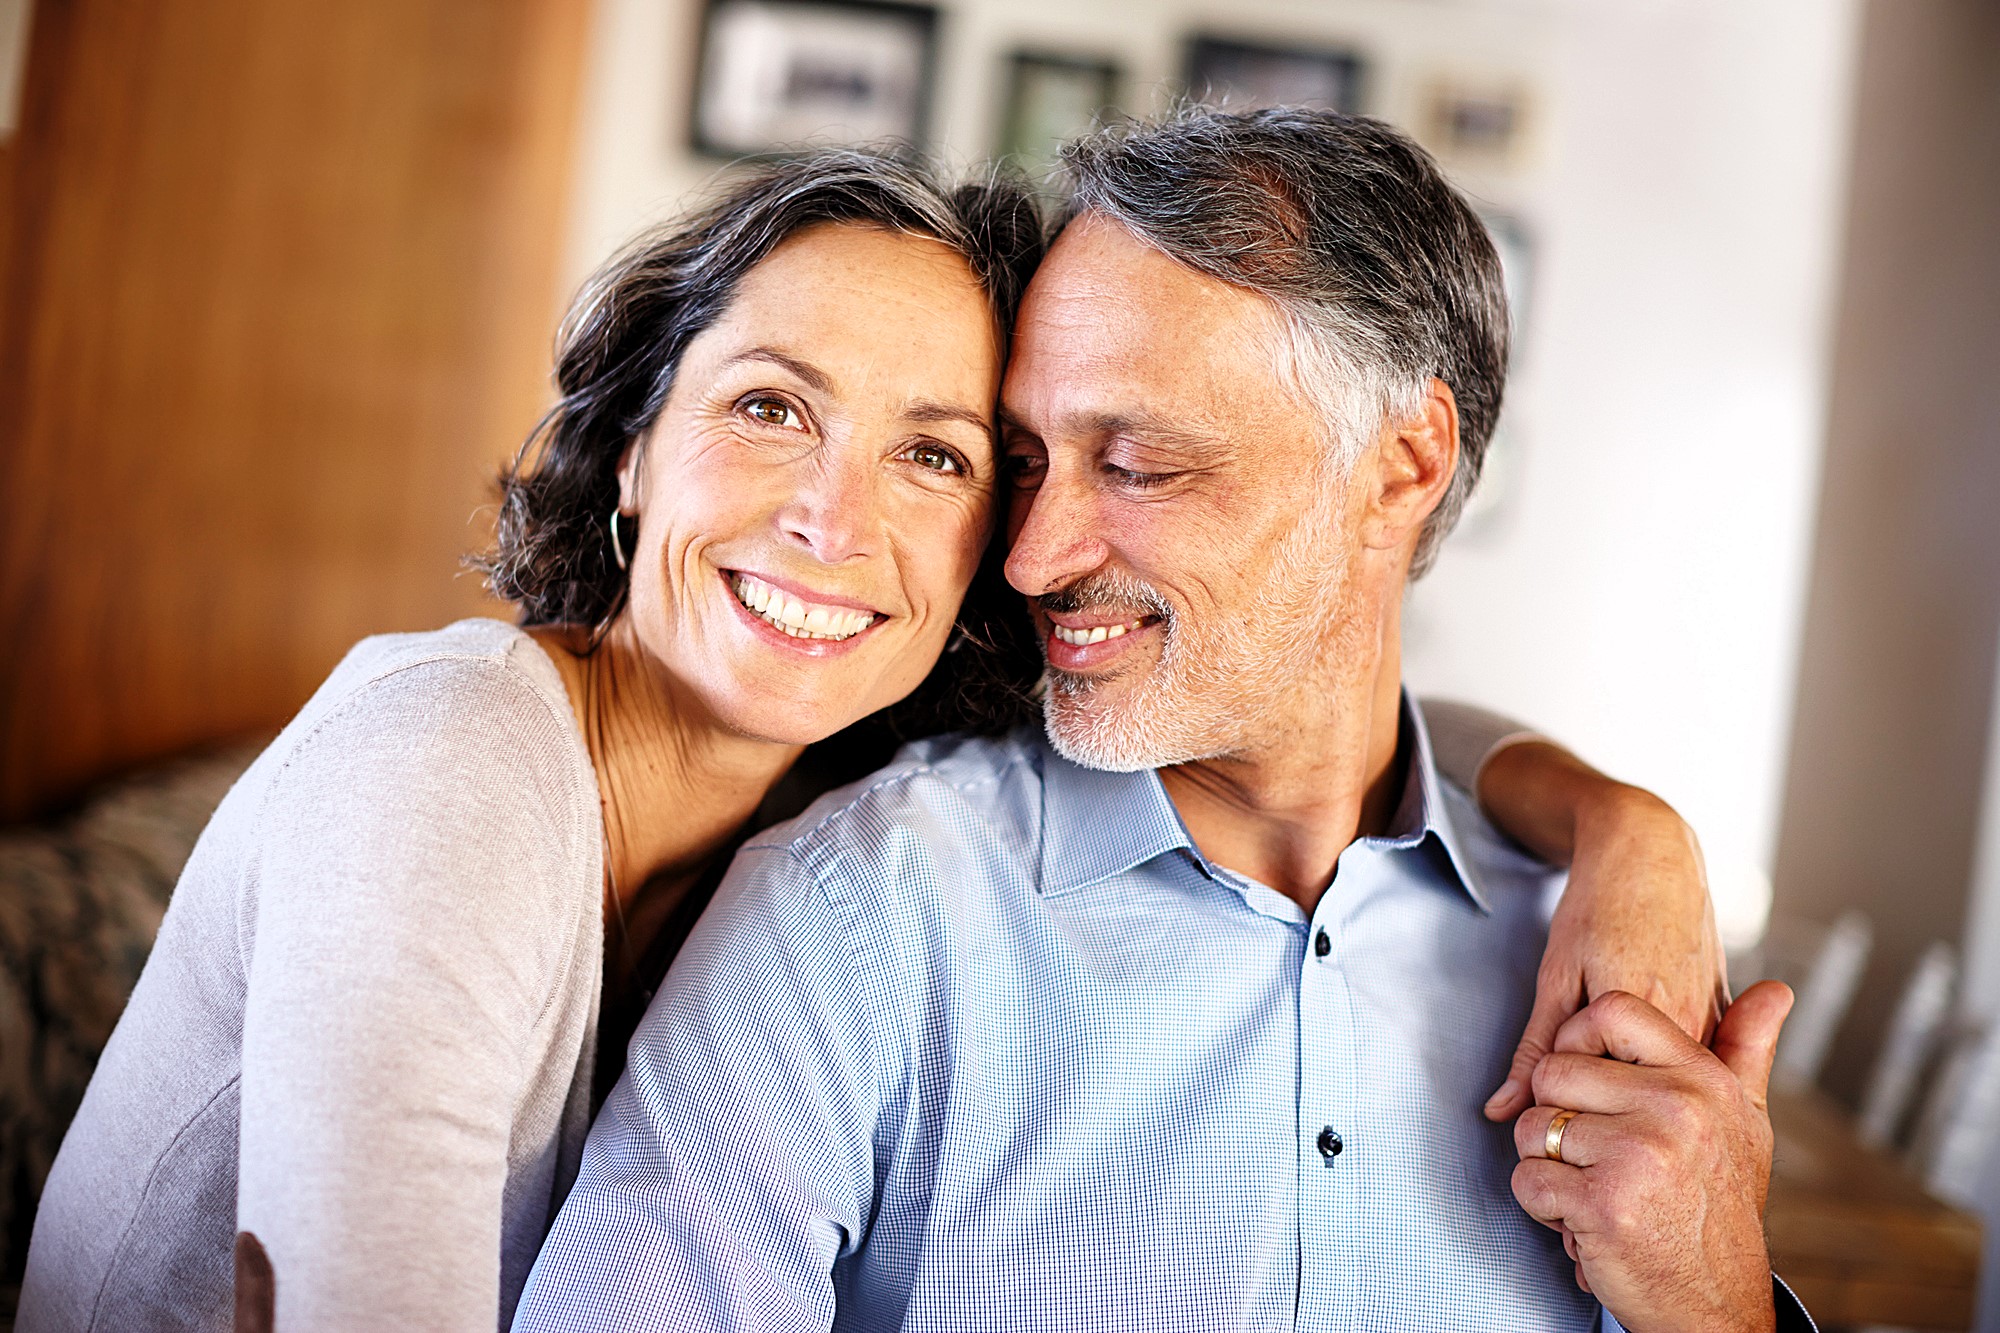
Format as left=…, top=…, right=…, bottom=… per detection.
left=562, top=0, right=1864, bottom=945
left=1402, top=0, right=1861, bottom=948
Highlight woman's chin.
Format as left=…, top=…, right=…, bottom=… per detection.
left=708, top=689, right=873, bottom=749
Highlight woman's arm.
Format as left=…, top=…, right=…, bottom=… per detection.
left=239, top=663, right=585, bottom=1330
left=1422, top=700, right=1728, bottom=1124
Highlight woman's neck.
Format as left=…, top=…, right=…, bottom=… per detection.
left=530, top=619, right=802, bottom=922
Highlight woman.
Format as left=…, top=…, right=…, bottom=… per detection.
left=20, top=151, right=1720, bottom=1331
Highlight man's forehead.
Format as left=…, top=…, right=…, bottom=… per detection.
left=1019, top=214, right=1272, bottom=328
left=1004, top=216, right=1295, bottom=427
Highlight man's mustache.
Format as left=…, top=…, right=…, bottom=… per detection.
left=1035, top=572, right=1174, bottom=622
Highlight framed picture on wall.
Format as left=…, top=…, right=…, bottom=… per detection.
left=691, top=0, right=940, bottom=158
left=1422, top=74, right=1535, bottom=172
left=997, top=51, right=1122, bottom=185
left=1183, top=35, right=1364, bottom=114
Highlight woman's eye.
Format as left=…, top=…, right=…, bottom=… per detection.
left=905, top=442, right=963, bottom=474
left=743, top=397, right=804, bottom=430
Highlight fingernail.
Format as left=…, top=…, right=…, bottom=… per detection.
left=1486, top=1079, right=1519, bottom=1110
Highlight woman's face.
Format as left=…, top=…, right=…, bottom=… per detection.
left=618, top=221, right=1002, bottom=746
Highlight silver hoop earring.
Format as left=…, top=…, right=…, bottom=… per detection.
left=608, top=508, right=630, bottom=571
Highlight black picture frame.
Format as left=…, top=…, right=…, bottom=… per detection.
left=997, top=50, right=1122, bottom=184
left=689, top=0, right=941, bottom=159
left=1183, top=35, right=1365, bottom=115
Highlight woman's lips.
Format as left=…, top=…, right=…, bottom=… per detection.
left=727, top=570, right=880, bottom=641
left=719, top=570, right=891, bottom=659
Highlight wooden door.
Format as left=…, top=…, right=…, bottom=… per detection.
left=0, top=0, right=590, bottom=819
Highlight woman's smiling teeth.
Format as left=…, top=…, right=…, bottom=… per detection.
left=1052, top=620, right=1144, bottom=646
left=731, top=573, right=878, bottom=641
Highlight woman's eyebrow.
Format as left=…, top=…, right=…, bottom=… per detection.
left=906, top=401, right=996, bottom=438
left=720, top=350, right=987, bottom=438
left=721, top=347, right=834, bottom=392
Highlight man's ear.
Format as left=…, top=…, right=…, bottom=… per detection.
left=1360, top=377, right=1459, bottom=554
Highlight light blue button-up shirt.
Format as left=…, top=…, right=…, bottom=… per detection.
left=515, top=700, right=1606, bottom=1331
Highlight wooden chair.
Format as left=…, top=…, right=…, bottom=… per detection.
left=1859, top=942, right=1959, bottom=1150
left=1736, top=910, right=1875, bottom=1091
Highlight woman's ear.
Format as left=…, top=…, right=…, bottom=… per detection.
left=1360, top=377, right=1460, bottom=553
left=614, top=439, right=644, bottom=514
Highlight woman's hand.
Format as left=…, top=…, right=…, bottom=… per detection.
left=1476, top=740, right=1729, bottom=1123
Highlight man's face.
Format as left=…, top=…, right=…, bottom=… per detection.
left=1000, top=215, right=1363, bottom=771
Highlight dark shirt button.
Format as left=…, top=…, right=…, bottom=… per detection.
left=1316, top=1127, right=1343, bottom=1160
left=1313, top=929, right=1331, bottom=957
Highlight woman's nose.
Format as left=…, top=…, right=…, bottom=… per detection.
left=777, top=448, right=879, bottom=565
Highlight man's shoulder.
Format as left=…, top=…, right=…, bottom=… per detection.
left=745, top=728, right=1048, bottom=873
left=1429, top=761, right=1570, bottom=916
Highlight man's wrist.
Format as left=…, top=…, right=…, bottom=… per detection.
left=1572, top=782, right=1702, bottom=874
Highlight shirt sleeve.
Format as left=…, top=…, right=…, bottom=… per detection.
left=1773, top=1275, right=1818, bottom=1331
left=237, top=662, right=584, bottom=1332
left=512, top=842, right=882, bottom=1333
left=1419, top=697, right=1547, bottom=794
left=1598, top=1276, right=1816, bottom=1332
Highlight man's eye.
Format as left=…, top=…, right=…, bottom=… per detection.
left=1004, top=453, right=1047, bottom=488
left=905, top=442, right=963, bottom=474
left=743, top=397, right=804, bottom=429
left=1106, top=463, right=1173, bottom=488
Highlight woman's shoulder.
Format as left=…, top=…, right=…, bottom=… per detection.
left=291, top=618, right=573, bottom=746
left=244, top=618, right=596, bottom=855
left=315, top=616, right=567, bottom=710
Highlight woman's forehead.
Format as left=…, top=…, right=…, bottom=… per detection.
left=697, top=223, right=1004, bottom=404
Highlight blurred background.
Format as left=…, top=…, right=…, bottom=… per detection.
left=1, top=0, right=1996, bottom=1326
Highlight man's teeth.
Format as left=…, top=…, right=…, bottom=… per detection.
left=730, top=573, right=877, bottom=641
left=1052, top=620, right=1143, bottom=647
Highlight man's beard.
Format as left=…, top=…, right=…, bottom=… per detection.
left=1039, top=493, right=1354, bottom=773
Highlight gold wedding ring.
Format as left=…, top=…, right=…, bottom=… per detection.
left=1544, top=1108, right=1580, bottom=1164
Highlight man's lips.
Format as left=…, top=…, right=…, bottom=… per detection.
left=1041, top=610, right=1160, bottom=669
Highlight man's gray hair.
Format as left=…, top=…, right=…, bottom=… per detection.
left=1059, top=107, right=1510, bottom=577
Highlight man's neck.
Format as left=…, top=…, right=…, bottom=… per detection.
left=1157, top=607, right=1407, bottom=913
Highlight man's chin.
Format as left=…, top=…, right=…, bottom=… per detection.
left=1040, top=689, right=1226, bottom=774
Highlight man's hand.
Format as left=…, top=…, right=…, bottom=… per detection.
left=1508, top=983, right=1794, bottom=1333
left=1481, top=746, right=1729, bottom=1122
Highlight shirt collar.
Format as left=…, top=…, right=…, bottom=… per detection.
left=1376, top=692, right=1491, bottom=913
left=1037, top=740, right=1200, bottom=896
left=1034, top=691, right=1489, bottom=912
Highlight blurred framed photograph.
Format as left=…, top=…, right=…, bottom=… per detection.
left=997, top=51, right=1121, bottom=185
left=1183, top=35, right=1364, bottom=114
left=691, top=0, right=939, bottom=158
left=1422, top=75, right=1534, bottom=172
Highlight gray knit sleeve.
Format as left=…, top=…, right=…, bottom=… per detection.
left=236, top=658, right=588, bottom=1332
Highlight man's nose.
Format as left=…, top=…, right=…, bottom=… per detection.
left=1004, top=468, right=1111, bottom=597
left=777, top=446, right=879, bottom=565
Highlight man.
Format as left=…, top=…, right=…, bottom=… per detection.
left=514, top=110, right=1809, bottom=1330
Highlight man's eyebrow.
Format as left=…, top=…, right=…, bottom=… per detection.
left=720, top=347, right=834, bottom=392
left=1000, top=406, right=1224, bottom=455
